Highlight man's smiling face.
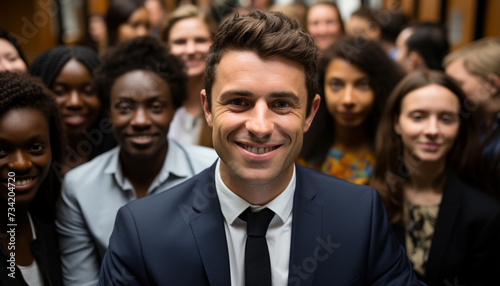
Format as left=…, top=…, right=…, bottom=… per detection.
left=202, top=50, right=319, bottom=196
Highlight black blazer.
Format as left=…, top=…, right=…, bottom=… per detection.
left=0, top=214, right=63, bottom=286
left=99, top=164, right=424, bottom=285
left=393, top=172, right=500, bottom=286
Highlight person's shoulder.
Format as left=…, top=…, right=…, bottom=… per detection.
left=126, top=165, right=216, bottom=214
left=63, top=147, right=119, bottom=188
left=295, top=164, right=377, bottom=203
left=446, top=173, right=500, bottom=214
left=171, top=140, right=218, bottom=171
left=296, top=164, right=374, bottom=192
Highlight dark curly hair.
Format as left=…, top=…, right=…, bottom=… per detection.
left=0, top=71, right=64, bottom=220
left=93, top=35, right=187, bottom=110
left=301, top=36, right=404, bottom=167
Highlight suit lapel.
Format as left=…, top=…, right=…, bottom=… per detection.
left=288, top=166, right=323, bottom=286
left=188, top=165, right=231, bottom=286
left=424, top=173, right=461, bottom=283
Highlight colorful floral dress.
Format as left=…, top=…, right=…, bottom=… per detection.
left=297, top=147, right=375, bottom=185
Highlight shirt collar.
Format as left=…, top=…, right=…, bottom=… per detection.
left=215, top=160, right=295, bottom=225
left=103, top=139, right=192, bottom=193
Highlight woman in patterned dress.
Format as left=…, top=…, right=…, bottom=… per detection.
left=370, top=70, right=500, bottom=285
left=300, top=36, right=403, bottom=184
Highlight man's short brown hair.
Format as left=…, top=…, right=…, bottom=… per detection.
left=204, top=10, right=318, bottom=115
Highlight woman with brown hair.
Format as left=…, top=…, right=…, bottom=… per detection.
left=306, top=1, right=344, bottom=52
left=106, top=0, right=150, bottom=47
left=300, top=36, right=403, bottom=184
left=160, top=4, right=217, bottom=147
left=370, top=70, right=500, bottom=285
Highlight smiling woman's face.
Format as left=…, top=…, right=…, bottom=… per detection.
left=0, top=38, right=27, bottom=73
left=307, top=4, right=343, bottom=51
left=0, top=108, right=51, bottom=206
left=52, top=59, right=101, bottom=136
left=394, top=84, right=460, bottom=165
left=168, top=17, right=212, bottom=78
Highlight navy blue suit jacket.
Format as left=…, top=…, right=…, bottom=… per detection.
left=98, top=164, right=423, bottom=285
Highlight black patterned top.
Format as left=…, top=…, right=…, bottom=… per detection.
left=405, top=201, right=439, bottom=277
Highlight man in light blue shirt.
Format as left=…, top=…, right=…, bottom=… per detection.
left=55, top=36, right=218, bottom=286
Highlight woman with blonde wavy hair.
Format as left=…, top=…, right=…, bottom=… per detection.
left=444, top=37, right=500, bottom=197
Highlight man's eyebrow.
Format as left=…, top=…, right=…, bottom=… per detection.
left=219, top=90, right=253, bottom=102
left=269, top=91, right=300, bottom=104
left=219, top=90, right=300, bottom=103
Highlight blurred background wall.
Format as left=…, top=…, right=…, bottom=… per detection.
left=0, top=0, right=498, bottom=64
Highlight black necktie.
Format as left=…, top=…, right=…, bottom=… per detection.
left=239, top=208, right=275, bottom=286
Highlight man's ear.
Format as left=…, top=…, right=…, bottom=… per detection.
left=408, top=51, right=422, bottom=70
left=303, top=94, right=321, bottom=133
left=367, top=26, right=381, bottom=41
left=201, top=89, right=213, bottom=128
left=487, top=74, right=500, bottom=96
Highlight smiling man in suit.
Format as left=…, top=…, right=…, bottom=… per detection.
left=98, top=10, right=423, bottom=286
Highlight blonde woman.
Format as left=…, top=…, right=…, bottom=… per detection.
left=160, top=5, right=217, bottom=147
left=444, top=37, right=500, bottom=197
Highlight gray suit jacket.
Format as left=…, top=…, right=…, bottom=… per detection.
left=57, top=139, right=218, bottom=286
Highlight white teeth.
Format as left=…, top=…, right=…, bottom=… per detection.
left=15, top=178, right=33, bottom=186
left=243, top=145, right=275, bottom=154
left=133, top=135, right=152, bottom=139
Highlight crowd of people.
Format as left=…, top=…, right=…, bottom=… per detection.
left=1, top=1, right=499, bottom=285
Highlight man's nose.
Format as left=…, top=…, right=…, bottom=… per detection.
left=245, top=101, right=274, bottom=137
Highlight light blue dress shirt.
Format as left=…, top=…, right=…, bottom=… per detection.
left=56, top=139, right=218, bottom=286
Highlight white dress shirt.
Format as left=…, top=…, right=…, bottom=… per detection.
left=215, top=160, right=295, bottom=286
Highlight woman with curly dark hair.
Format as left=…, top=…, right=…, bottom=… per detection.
left=56, top=36, right=217, bottom=285
left=370, top=70, right=500, bottom=285
left=299, top=36, right=403, bottom=184
left=0, top=71, right=64, bottom=285
left=30, top=45, right=116, bottom=174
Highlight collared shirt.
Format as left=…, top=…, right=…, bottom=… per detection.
left=168, top=106, right=204, bottom=145
left=215, top=160, right=295, bottom=286
left=56, top=139, right=218, bottom=286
